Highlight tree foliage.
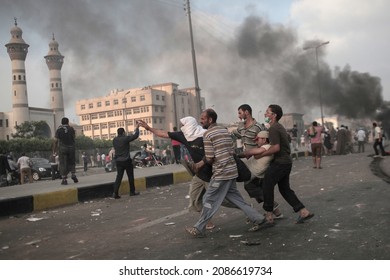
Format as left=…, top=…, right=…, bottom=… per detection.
left=11, top=121, right=51, bottom=139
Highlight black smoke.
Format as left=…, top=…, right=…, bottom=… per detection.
left=0, top=0, right=386, bottom=126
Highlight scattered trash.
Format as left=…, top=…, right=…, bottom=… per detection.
left=185, top=195, right=190, bottom=199
left=91, top=209, right=102, bottom=216
left=25, top=239, right=42, bottom=246
left=229, top=235, right=242, bottom=238
left=165, top=222, right=175, bottom=226
left=144, top=247, right=150, bottom=250
left=240, top=240, right=261, bottom=246
left=26, top=217, right=44, bottom=222
left=2, top=246, right=9, bottom=250
left=320, top=188, right=324, bottom=191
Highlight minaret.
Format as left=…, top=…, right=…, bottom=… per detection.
left=45, top=33, right=65, bottom=129
left=5, top=18, right=30, bottom=128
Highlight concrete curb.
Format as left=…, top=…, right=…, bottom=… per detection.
left=0, top=170, right=193, bottom=217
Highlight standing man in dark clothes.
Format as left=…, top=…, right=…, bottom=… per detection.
left=53, top=117, right=78, bottom=185
left=112, top=124, right=140, bottom=199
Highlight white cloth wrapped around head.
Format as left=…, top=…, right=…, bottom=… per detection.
left=180, top=116, right=206, bottom=142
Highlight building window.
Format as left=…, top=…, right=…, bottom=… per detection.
left=18, top=75, right=21, bottom=80
left=101, top=123, right=108, bottom=129
left=97, top=102, right=102, bottom=107
left=91, top=114, right=98, bottom=120
left=156, top=95, right=160, bottom=100
left=81, top=104, right=86, bottom=110
left=89, top=103, right=93, bottom=109
left=109, top=122, right=116, bottom=128
left=133, top=107, right=140, bottom=114
left=131, top=96, right=136, bottom=102
left=122, top=98, right=127, bottom=104
left=6, top=119, right=9, bottom=127
left=140, top=95, right=145, bottom=101
left=51, top=83, right=54, bottom=88
left=114, top=99, right=118, bottom=105
left=0, top=120, right=2, bottom=127
left=107, top=111, right=114, bottom=117
left=13, top=75, right=16, bottom=81
left=126, top=109, right=132, bottom=115
left=155, top=106, right=158, bottom=112
left=162, top=96, right=165, bottom=101
left=93, top=124, right=99, bottom=130
left=99, top=113, right=106, bottom=118
left=128, top=120, right=134, bottom=125
left=14, top=91, right=16, bottom=97
left=161, top=107, right=164, bottom=112
left=105, top=101, right=110, bottom=106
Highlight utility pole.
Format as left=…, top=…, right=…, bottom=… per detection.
left=185, top=0, right=202, bottom=117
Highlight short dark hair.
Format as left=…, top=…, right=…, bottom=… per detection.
left=61, top=117, right=69, bottom=125
left=117, top=127, right=125, bottom=135
left=204, top=108, right=218, bottom=123
left=173, top=126, right=178, bottom=131
left=238, top=104, right=252, bottom=115
left=312, top=121, right=318, bottom=126
left=373, top=122, right=377, bottom=127
left=268, top=104, right=283, bottom=121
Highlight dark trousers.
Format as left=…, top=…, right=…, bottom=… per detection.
left=59, top=146, right=76, bottom=177
left=373, top=139, right=385, bottom=156
left=172, top=145, right=181, bottom=163
left=113, top=159, right=135, bottom=195
left=262, top=162, right=304, bottom=212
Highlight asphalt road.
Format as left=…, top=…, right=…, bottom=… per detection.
left=0, top=152, right=389, bottom=260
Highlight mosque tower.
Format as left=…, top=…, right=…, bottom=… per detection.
left=45, top=34, right=65, bottom=129
left=5, top=18, right=30, bottom=128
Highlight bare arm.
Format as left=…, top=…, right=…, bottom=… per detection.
left=138, top=120, right=169, bottom=138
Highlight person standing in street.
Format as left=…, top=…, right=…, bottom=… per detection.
left=17, top=153, right=33, bottom=184
left=243, top=104, right=314, bottom=229
left=356, top=128, right=366, bottom=153
left=53, top=117, right=78, bottom=185
left=308, top=121, right=324, bottom=169
left=372, top=122, right=385, bottom=158
left=186, top=109, right=266, bottom=237
left=112, top=124, right=140, bottom=199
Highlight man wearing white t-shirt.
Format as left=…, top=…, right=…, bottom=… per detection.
left=373, top=122, right=385, bottom=157
left=17, top=153, right=33, bottom=184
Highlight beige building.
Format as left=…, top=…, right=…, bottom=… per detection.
left=76, top=83, right=205, bottom=147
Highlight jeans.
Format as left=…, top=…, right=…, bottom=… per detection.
left=262, top=162, right=304, bottom=213
left=194, top=178, right=264, bottom=233
left=113, top=159, right=136, bottom=195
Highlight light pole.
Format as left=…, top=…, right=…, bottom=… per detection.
left=123, top=91, right=131, bottom=134
left=303, top=41, right=329, bottom=126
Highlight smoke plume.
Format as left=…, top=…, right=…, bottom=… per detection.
left=0, top=0, right=386, bottom=128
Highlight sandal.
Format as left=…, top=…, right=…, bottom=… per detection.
left=206, top=223, right=215, bottom=230
left=248, top=221, right=275, bottom=232
left=296, top=213, right=314, bottom=224
left=185, top=226, right=205, bottom=238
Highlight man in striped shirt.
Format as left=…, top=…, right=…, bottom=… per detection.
left=185, top=109, right=266, bottom=237
left=232, top=104, right=265, bottom=151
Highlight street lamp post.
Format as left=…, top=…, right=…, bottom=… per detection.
left=123, top=91, right=131, bottom=134
left=303, top=41, right=329, bottom=126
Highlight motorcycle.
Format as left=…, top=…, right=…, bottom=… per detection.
left=133, top=153, right=163, bottom=168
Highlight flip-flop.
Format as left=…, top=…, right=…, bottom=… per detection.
left=248, top=222, right=275, bottom=232
left=206, top=223, right=216, bottom=230
left=296, top=213, right=314, bottom=224
left=185, top=227, right=206, bottom=238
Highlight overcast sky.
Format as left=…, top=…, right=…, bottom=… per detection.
left=0, top=0, right=389, bottom=124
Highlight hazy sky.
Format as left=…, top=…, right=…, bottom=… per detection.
left=0, top=0, right=389, bottom=124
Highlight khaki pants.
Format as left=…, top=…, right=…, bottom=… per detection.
left=188, top=175, right=207, bottom=212
left=20, top=167, right=33, bottom=184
